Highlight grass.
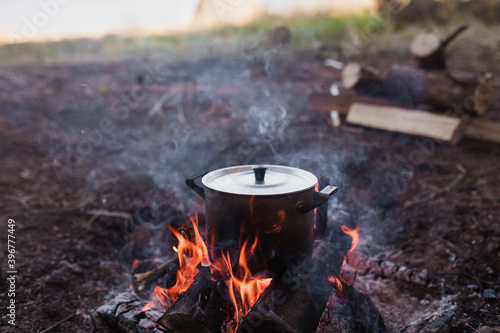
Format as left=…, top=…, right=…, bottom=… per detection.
left=0, top=13, right=386, bottom=67
left=1, top=12, right=498, bottom=68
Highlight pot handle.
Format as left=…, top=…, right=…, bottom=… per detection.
left=186, top=172, right=208, bottom=200
left=295, top=185, right=338, bottom=214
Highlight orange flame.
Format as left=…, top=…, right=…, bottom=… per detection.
left=341, top=224, right=360, bottom=253
left=142, top=214, right=210, bottom=311
left=314, top=183, right=319, bottom=215
left=142, top=213, right=272, bottom=325
left=142, top=285, right=170, bottom=312
left=131, top=259, right=140, bottom=269
left=328, top=276, right=343, bottom=294
left=224, top=238, right=272, bottom=332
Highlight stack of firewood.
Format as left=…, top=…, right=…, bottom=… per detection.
left=309, top=25, right=499, bottom=145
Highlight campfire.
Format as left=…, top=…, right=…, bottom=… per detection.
left=98, top=165, right=385, bottom=333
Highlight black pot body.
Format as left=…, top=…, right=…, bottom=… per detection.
left=204, top=186, right=315, bottom=276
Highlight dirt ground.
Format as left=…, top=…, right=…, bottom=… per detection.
left=0, top=30, right=499, bottom=333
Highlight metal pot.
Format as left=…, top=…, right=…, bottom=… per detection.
left=186, top=165, right=337, bottom=275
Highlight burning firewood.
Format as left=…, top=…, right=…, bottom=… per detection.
left=410, top=25, right=468, bottom=70
left=316, top=280, right=386, bottom=333
left=157, top=268, right=233, bottom=333
left=236, top=240, right=342, bottom=332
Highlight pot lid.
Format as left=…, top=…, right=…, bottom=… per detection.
left=201, top=165, right=318, bottom=196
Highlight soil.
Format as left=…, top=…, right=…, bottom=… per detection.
left=0, top=39, right=499, bottom=332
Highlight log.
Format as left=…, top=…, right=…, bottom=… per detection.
left=346, top=103, right=463, bottom=144
left=158, top=269, right=232, bottom=333
left=236, top=275, right=334, bottom=333
left=341, top=62, right=384, bottom=93
left=97, top=292, right=165, bottom=333
left=464, top=118, right=500, bottom=144
left=410, top=25, right=468, bottom=70
left=316, top=281, right=386, bottom=333
left=307, top=93, right=396, bottom=114
left=236, top=244, right=347, bottom=333
left=384, top=65, right=492, bottom=115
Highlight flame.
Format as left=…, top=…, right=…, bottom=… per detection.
left=224, top=238, right=272, bottom=333
left=142, top=285, right=170, bottom=312
left=141, top=213, right=272, bottom=327
left=341, top=224, right=360, bottom=253
left=314, top=183, right=319, bottom=215
left=328, top=276, right=343, bottom=294
left=141, top=214, right=210, bottom=312
left=131, top=259, right=140, bottom=269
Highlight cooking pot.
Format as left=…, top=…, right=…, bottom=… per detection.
left=186, top=165, right=337, bottom=275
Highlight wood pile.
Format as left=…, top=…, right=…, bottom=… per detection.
left=310, top=25, right=498, bottom=145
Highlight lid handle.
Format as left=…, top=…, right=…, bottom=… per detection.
left=252, top=166, right=267, bottom=183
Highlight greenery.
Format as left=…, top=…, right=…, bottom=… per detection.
left=0, top=10, right=498, bottom=67
left=0, top=13, right=386, bottom=67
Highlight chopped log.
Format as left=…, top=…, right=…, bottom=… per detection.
left=236, top=275, right=334, bottom=333
left=464, top=118, right=500, bottom=144
left=158, top=269, right=232, bottom=333
left=307, top=93, right=396, bottom=114
left=346, top=103, right=463, bottom=144
left=316, top=281, right=386, bottom=333
left=237, top=244, right=346, bottom=333
left=384, top=65, right=492, bottom=115
left=341, top=62, right=384, bottom=92
left=410, top=25, right=468, bottom=70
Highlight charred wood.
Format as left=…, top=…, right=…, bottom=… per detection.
left=236, top=244, right=346, bottom=333
left=236, top=242, right=384, bottom=333
left=316, top=281, right=386, bottom=333
left=97, top=292, right=166, bottom=333
left=402, top=305, right=460, bottom=333
left=157, top=269, right=232, bottom=333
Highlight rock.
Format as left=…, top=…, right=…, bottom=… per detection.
left=410, top=269, right=428, bottom=286
left=380, top=261, right=398, bottom=278
left=402, top=304, right=460, bottom=333
left=483, top=289, right=498, bottom=301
